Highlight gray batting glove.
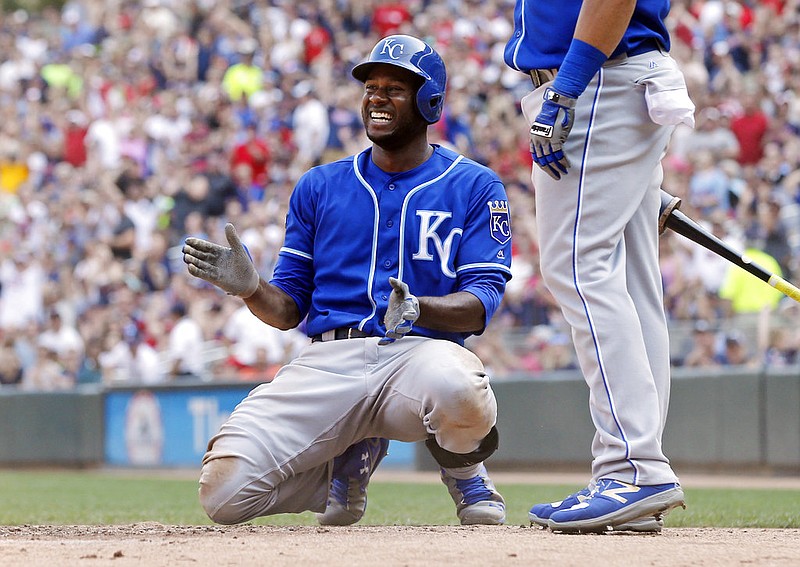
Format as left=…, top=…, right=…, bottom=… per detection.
left=379, top=277, right=420, bottom=346
left=530, top=88, right=578, bottom=180
left=182, top=223, right=260, bottom=298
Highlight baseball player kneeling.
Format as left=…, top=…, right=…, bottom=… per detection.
left=183, top=35, right=512, bottom=526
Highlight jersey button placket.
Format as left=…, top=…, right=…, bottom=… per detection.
left=376, top=179, right=401, bottom=306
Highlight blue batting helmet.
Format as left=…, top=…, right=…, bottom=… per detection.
left=352, top=35, right=447, bottom=124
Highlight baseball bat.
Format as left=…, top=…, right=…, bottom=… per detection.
left=658, top=190, right=800, bottom=304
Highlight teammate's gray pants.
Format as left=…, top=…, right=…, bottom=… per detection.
left=522, top=50, right=684, bottom=485
left=198, top=336, right=497, bottom=524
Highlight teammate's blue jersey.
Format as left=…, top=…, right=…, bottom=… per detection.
left=504, top=0, right=671, bottom=72
left=270, top=144, right=513, bottom=345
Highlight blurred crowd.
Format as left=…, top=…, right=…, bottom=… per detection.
left=1, top=0, right=799, bottom=390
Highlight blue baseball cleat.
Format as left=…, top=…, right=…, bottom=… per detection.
left=316, top=437, right=390, bottom=526
left=529, top=486, right=592, bottom=526
left=547, top=479, right=685, bottom=533
left=441, top=464, right=506, bottom=525
left=530, top=485, right=664, bottom=532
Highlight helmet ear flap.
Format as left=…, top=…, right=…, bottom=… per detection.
left=417, top=88, right=444, bottom=123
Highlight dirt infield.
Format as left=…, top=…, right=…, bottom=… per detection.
left=2, top=523, right=799, bottom=566
left=2, top=471, right=799, bottom=566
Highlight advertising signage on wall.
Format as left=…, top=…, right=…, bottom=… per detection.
left=105, top=387, right=252, bottom=467
left=104, top=385, right=417, bottom=468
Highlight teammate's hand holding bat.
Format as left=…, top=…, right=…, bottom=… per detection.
left=183, top=223, right=260, bottom=298
left=379, top=277, right=420, bottom=346
left=530, top=87, right=578, bottom=180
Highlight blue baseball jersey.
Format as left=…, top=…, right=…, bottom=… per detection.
left=270, top=144, right=513, bottom=345
left=504, top=0, right=671, bottom=71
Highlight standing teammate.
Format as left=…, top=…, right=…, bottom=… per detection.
left=183, top=35, right=511, bottom=526
left=504, top=1, right=694, bottom=532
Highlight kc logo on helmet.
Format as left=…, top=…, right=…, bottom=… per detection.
left=488, top=200, right=511, bottom=245
left=380, top=38, right=405, bottom=60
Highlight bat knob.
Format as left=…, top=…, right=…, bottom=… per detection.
left=659, top=191, right=682, bottom=235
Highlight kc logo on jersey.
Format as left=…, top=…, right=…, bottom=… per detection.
left=413, top=210, right=463, bottom=278
left=488, top=200, right=511, bottom=245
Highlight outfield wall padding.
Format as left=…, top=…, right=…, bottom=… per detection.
left=417, top=367, right=800, bottom=472
left=0, top=386, right=104, bottom=465
left=0, top=368, right=798, bottom=471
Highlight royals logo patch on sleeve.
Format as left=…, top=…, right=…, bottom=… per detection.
left=487, top=200, right=511, bottom=245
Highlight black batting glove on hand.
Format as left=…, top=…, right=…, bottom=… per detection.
left=530, top=88, right=578, bottom=180
left=183, top=223, right=260, bottom=298
left=379, top=277, right=420, bottom=346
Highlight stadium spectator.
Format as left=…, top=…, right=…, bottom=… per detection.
left=714, top=330, right=757, bottom=367
left=730, top=89, right=771, bottom=166
left=202, top=148, right=240, bottom=217
left=166, top=302, right=204, bottom=380
left=681, top=320, right=721, bottom=368
left=290, top=81, right=331, bottom=169
left=220, top=38, right=263, bottom=103
left=21, top=343, right=72, bottom=391
left=220, top=305, right=306, bottom=381
left=38, top=311, right=84, bottom=358
left=762, top=325, right=799, bottom=367
left=229, top=122, right=270, bottom=188
left=99, top=322, right=163, bottom=384
left=0, top=332, right=23, bottom=386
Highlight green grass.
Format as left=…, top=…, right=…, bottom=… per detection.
left=1, top=470, right=798, bottom=528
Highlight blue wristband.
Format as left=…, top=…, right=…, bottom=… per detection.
left=552, top=39, right=608, bottom=98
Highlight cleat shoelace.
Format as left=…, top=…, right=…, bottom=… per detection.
left=327, top=477, right=352, bottom=507
left=454, top=476, right=493, bottom=505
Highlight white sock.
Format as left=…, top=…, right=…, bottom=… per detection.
left=443, top=463, right=483, bottom=479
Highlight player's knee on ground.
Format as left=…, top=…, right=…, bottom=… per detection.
left=199, top=456, right=268, bottom=525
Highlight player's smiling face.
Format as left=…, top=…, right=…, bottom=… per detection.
left=361, top=65, right=427, bottom=148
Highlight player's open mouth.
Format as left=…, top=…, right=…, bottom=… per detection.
left=370, top=111, right=393, bottom=123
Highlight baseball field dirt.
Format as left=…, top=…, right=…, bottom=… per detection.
left=2, top=471, right=799, bottom=566
left=2, top=523, right=799, bottom=566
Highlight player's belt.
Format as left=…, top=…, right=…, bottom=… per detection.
left=311, top=327, right=371, bottom=342
left=529, top=68, right=558, bottom=89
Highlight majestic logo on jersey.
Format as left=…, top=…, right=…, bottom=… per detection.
left=413, top=210, right=463, bottom=278
left=379, top=38, right=405, bottom=60
left=488, top=200, right=511, bottom=245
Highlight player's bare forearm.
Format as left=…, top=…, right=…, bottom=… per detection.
left=415, top=291, right=486, bottom=333
left=242, top=281, right=302, bottom=331
left=575, top=0, right=636, bottom=55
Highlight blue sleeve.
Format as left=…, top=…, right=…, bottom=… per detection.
left=268, top=173, right=316, bottom=319
left=270, top=252, right=313, bottom=320
left=456, top=172, right=513, bottom=334
left=460, top=269, right=510, bottom=333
